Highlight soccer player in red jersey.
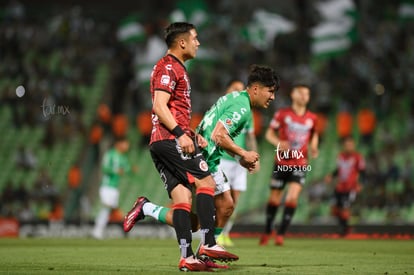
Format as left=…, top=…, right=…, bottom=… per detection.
left=325, top=136, right=365, bottom=236
left=123, top=22, right=237, bottom=272
left=260, top=84, right=319, bottom=246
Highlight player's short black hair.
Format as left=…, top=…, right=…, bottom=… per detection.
left=341, top=135, right=354, bottom=144
left=291, top=83, right=311, bottom=92
left=114, top=135, right=128, bottom=144
left=247, top=64, right=280, bottom=91
left=164, top=22, right=196, bottom=48
left=226, top=78, right=244, bottom=87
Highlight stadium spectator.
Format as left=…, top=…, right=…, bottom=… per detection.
left=357, top=107, right=377, bottom=147
left=97, top=103, right=112, bottom=132
left=315, top=112, right=328, bottom=143
left=336, top=110, right=353, bottom=141
left=136, top=110, right=153, bottom=146
left=89, top=119, right=104, bottom=161
left=68, top=162, right=82, bottom=190
left=111, top=113, right=128, bottom=138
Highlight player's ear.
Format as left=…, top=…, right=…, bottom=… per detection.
left=254, top=84, right=260, bottom=95
left=179, top=38, right=185, bottom=49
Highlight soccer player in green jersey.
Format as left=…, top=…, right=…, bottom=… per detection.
left=124, top=65, right=279, bottom=254
left=216, top=80, right=260, bottom=247
left=196, top=65, right=277, bottom=242
left=92, top=136, right=132, bottom=239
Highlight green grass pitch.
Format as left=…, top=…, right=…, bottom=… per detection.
left=0, top=237, right=412, bottom=274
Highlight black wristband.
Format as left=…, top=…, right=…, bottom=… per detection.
left=171, top=125, right=185, bottom=138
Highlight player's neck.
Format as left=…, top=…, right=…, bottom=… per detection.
left=167, top=50, right=186, bottom=65
left=291, top=103, right=306, bottom=116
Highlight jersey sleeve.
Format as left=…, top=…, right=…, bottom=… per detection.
left=269, top=110, right=282, bottom=130
left=218, top=99, right=249, bottom=136
left=357, top=154, right=366, bottom=171
left=246, top=113, right=254, bottom=134
left=152, top=64, right=177, bottom=94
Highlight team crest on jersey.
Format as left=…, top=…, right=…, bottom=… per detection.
left=305, top=118, right=314, bottom=128
left=161, top=75, right=170, bottom=85
left=199, top=160, right=208, bottom=172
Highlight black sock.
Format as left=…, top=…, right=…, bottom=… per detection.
left=196, top=192, right=216, bottom=246
left=278, top=205, right=296, bottom=235
left=265, top=203, right=278, bottom=234
left=173, top=209, right=193, bottom=258
left=338, top=217, right=349, bottom=235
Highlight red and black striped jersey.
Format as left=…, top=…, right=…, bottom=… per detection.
left=269, top=107, right=317, bottom=166
left=149, top=54, right=192, bottom=144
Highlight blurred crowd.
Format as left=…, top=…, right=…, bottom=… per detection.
left=0, top=0, right=413, bottom=224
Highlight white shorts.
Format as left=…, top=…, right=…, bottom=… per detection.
left=99, top=186, right=119, bottom=208
left=212, top=169, right=230, bottom=196
left=219, top=159, right=247, bottom=191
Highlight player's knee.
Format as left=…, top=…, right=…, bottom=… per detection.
left=222, top=204, right=234, bottom=218
left=216, top=199, right=234, bottom=218
left=268, top=197, right=281, bottom=206
left=196, top=175, right=216, bottom=190
left=284, top=196, right=299, bottom=205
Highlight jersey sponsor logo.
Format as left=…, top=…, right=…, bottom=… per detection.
left=225, top=118, right=232, bottom=126
left=199, top=160, right=208, bottom=172
left=161, top=75, right=170, bottom=85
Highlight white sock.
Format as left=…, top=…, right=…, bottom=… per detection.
left=93, top=207, right=110, bottom=238
left=143, top=202, right=163, bottom=220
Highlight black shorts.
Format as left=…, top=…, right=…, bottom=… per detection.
left=270, top=165, right=306, bottom=190
left=150, top=139, right=211, bottom=197
left=334, top=191, right=354, bottom=209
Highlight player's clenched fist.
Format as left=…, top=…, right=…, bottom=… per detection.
left=239, top=150, right=259, bottom=172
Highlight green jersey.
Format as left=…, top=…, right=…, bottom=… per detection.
left=198, top=90, right=252, bottom=173
left=101, top=148, right=130, bottom=189
left=221, top=114, right=254, bottom=161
